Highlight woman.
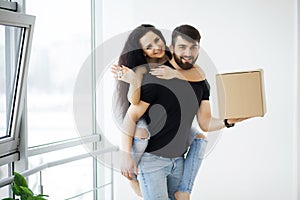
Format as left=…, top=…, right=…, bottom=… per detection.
left=112, top=24, right=207, bottom=200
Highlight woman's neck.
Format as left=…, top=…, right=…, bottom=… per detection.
left=146, top=54, right=169, bottom=69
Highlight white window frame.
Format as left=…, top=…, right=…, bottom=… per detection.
left=0, top=9, right=35, bottom=166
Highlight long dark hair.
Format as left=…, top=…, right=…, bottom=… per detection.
left=114, top=24, right=171, bottom=123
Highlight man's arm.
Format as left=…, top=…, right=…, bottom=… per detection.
left=120, top=100, right=150, bottom=180
left=197, top=100, right=225, bottom=132
left=197, top=100, right=248, bottom=132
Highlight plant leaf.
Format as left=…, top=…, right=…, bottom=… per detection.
left=12, top=184, right=22, bottom=196
left=35, top=196, right=48, bottom=200
left=35, top=195, right=49, bottom=197
left=13, top=172, right=28, bottom=188
left=20, top=186, right=34, bottom=196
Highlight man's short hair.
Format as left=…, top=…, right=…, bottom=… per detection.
left=172, top=24, right=201, bottom=46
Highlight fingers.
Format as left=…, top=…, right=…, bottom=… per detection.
left=111, top=64, right=124, bottom=79
left=121, top=170, right=134, bottom=180
left=111, top=64, right=123, bottom=74
left=121, top=172, right=132, bottom=180
left=150, top=66, right=168, bottom=75
left=159, top=65, right=168, bottom=69
left=228, top=117, right=250, bottom=124
left=112, top=64, right=123, bottom=70
left=121, top=65, right=130, bottom=70
left=111, top=65, right=121, bottom=77
left=134, top=165, right=138, bottom=176
left=149, top=69, right=163, bottom=76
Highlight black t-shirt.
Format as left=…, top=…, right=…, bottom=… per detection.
left=140, top=62, right=210, bottom=158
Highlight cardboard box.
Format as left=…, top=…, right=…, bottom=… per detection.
left=216, top=69, right=266, bottom=119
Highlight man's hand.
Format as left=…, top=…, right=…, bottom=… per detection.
left=150, top=65, right=178, bottom=79
left=120, top=152, right=138, bottom=180
left=227, top=118, right=250, bottom=125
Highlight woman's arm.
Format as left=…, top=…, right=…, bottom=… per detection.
left=149, top=64, right=205, bottom=81
left=120, top=101, right=150, bottom=180
left=127, top=67, right=146, bottom=105
left=111, top=65, right=146, bottom=105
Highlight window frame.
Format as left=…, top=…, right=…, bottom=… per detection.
left=0, top=9, right=35, bottom=166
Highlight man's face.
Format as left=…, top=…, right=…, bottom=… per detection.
left=172, top=36, right=199, bottom=70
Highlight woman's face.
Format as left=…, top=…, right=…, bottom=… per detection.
left=139, top=31, right=166, bottom=59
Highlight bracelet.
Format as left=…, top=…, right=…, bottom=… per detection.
left=224, top=119, right=235, bottom=128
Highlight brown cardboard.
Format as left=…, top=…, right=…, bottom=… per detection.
left=216, top=69, right=266, bottom=119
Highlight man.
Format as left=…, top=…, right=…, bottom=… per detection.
left=121, top=25, right=243, bottom=200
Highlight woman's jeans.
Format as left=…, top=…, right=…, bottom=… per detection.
left=132, top=126, right=208, bottom=195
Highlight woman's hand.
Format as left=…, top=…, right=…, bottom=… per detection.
left=120, top=152, right=138, bottom=180
left=149, top=65, right=178, bottom=80
left=111, top=64, right=137, bottom=84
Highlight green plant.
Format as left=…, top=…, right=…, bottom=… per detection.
left=2, top=172, right=48, bottom=200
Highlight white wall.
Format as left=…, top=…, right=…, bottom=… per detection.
left=101, top=0, right=298, bottom=199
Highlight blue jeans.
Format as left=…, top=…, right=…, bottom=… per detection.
left=178, top=137, right=207, bottom=193
left=132, top=125, right=207, bottom=194
left=137, top=153, right=184, bottom=200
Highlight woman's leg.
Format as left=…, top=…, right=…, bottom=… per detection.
left=130, top=120, right=150, bottom=197
left=175, top=127, right=207, bottom=200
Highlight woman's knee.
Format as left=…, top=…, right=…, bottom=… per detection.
left=135, top=128, right=149, bottom=139
left=195, top=133, right=206, bottom=139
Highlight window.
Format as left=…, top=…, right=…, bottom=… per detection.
left=26, top=0, right=92, bottom=147
left=0, top=9, right=35, bottom=166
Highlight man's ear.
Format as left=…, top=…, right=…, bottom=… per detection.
left=169, top=45, right=174, bottom=53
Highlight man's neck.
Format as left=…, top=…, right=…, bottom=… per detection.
left=169, top=58, right=182, bottom=70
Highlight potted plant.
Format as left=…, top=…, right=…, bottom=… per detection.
left=2, top=172, right=48, bottom=200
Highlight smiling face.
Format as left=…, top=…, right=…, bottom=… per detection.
left=172, top=36, right=199, bottom=70
left=139, top=31, right=166, bottom=59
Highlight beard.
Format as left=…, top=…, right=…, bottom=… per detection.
left=173, top=53, right=198, bottom=70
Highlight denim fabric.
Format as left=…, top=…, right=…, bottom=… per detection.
left=132, top=137, right=148, bottom=164
left=132, top=126, right=207, bottom=193
left=131, top=137, right=149, bottom=181
left=131, top=119, right=151, bottom=181
left=137, top=153, right=184, bottom=200
left=178, top=138, right=207, bottom=193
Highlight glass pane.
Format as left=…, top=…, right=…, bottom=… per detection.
left=0, top=25, right=5, bottom=138
left=26, top=0, right=91, bottom=146
left=0, top=24, right=22, bottom=139
left=28, top=146, right=93, bottom=199
left=0, top=185, right=9, bottom=199
left=0, top=164, right=9, bottom=199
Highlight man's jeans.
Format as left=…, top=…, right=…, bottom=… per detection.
left=132, top=127, right=208, bottom=194
left=137, top=153, right=184, bottom=200
left=178, top=137, right=207, bottom=193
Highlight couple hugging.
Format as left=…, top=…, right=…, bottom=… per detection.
left=112, top=24, right=244, bottom=200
